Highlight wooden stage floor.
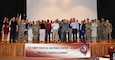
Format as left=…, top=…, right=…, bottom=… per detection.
left=0, top=39, right=115, bottom=60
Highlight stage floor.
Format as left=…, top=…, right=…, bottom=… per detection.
left=0, top=58, right=92, bottom=60
left=0, top=38, right=115, bottom=43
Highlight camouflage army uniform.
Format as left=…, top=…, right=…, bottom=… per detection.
left=85, top=22, right=91, bottom=42
left=33, top=24, right=39, bottom=42
left=97, top=21, right=102, bottom=41
left=18, top=22, right=25, bottom=41
left=100, top=21, right=105, bottom=41
left=106, top=23, right=113, bottom=40
left=101, top=22, right=108, bottom=41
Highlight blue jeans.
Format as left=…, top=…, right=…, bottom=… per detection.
left=45, top=30, right=51, bottom=42
left=79, top=30, right=85, bottom=41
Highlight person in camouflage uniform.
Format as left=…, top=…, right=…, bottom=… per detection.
left=18, top=19, right=25, bottom=42
left=101, top=18, right=108, bottom=42
left=85, top=18, right=91, bottom=42
left=97, top=20, right=102, bottom=42
left=105, top=20, right=113, bottom=40
left=33, top=21, right=39, bottom=42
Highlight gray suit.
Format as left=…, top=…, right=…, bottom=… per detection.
left=61, top=23, right=69, bottom=42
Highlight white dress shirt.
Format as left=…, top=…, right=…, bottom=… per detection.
left=70, top=22, right=79, bottom=30
left=52, top=23, right=59, bottom=30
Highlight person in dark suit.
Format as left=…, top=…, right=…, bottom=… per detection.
left=61, top=19, right=69, bottom=42
left=79, top=21, right=86, bottom=42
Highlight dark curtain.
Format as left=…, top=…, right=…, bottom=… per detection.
left=97, top=0, right=115, bottom=38
left=0, top=0, right=26, bottom=38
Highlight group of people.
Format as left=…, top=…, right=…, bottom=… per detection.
left=2, top=17, right=113, bottom=43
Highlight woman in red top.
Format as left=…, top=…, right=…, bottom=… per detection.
left=2, top=17, right=9, bottom=43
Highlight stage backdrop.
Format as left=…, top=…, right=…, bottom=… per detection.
left=27, top=0, right=97, bottom=21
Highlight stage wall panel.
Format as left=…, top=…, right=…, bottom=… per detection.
left=0, top=43, right=115, bottom=58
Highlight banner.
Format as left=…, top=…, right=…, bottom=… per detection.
left=25, top=43, right=90, bottom=58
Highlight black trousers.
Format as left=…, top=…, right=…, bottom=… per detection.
left=10, top=31, right=16, bottom=43
left=72, top=29, right=77, bottom=42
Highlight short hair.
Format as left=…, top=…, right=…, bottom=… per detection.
left=47, top=19, right=49, bottom=23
